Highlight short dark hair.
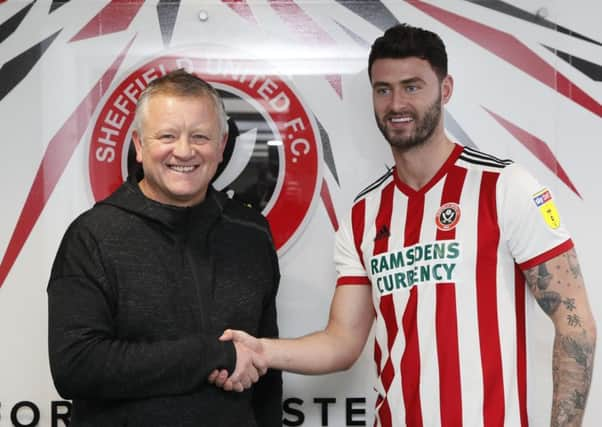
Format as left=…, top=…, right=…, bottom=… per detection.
left=133, top=68, right=228, bottom=137
left=368, top=23, right=448, bottom=81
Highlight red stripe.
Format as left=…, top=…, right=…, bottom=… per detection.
left=374, top=182, right=396, bottom=423
left=336, top=276, right=370, bottom=286
left=221, top=0, right=258, bottom=25
left=484, top=108, right=580, bottom=197
left=400, top=193, right=424, bottom=427
left=70, top=0, right=143, bottom=42
left=476, top=171, right=505, bottom=426
left=435, top=166, right=466, bottom=426
left=351, top=199, right=366, bottom=268
left=378, top=399, right=393, bottom=427
left=518, top=239, right=574, bottom=270
left=515, top=266, right=529, bottom=427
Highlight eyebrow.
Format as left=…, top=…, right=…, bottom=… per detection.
left=372, top=77, right=426, bottom=87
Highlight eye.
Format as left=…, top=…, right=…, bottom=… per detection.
left=374, top=86, right=391, bottom=96
left=191, top=134, right=209, bottom=144
left=158, top=134, right=175, bottom=142
left=405, top=85, right=419, bottom=93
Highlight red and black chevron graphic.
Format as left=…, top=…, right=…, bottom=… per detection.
left=409, top=1, right=601, bottom=118
left=0, top=38, right=135, bottom=288
left=543, top=46, right=602, bottom=82
left=222, top=0, right=344, bottom=98
left=465, top=1, right=602, bottom=82
left=465, top=0, right=602, bottom=46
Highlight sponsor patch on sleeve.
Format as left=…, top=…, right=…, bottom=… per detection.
left=532, top=189, right=560, bottom=229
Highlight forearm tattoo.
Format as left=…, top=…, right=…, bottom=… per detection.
left=551, top=332, right=595, bottom=427
left=524, top=249, right=596, bottom=427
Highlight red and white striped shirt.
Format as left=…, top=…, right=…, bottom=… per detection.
left=335, top=144, right=573, bottom=427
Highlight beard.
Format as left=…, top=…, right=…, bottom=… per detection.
left=375, top=91, right=442, bottom=151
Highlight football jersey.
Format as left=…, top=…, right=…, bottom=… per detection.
left=335, top=144, right=573, bottom=427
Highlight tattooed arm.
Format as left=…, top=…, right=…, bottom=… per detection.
left=524, top=248, right=596, bottom=427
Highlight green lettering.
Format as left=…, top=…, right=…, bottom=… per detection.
left=395, top=272, right=406, bottom=289
left=414, top=246, right=423, bottom=263
left=419, top=265, right=431, bottom=282
left=406, top=247, right=414, bottom=265
left=447, top=242, right=460, bottom=259
left=442, top=263, right=456, bottom=280
left=433, top=242, right=445, bottom=260
left=433, top=264, right=444, bottom=281
left=371, top=258, right=379, bottom=275
left=407, top=269, right=416, bottom=286
left=424, top=244, right=432, bottom=261
left=389, top=251, right=405, bottom=269
left=379, top=256, right=389, bottom=272
left=383, top=274, right=394, bottom=292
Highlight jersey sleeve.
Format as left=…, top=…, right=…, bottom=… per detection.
left=334, top=208, right=371, bottom=286
left=498, top=163, right=573, bottom=270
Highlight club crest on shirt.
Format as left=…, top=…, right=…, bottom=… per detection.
left=533, top=189, right=560, bottom=229
left=435, top=202, right=461, bottom=231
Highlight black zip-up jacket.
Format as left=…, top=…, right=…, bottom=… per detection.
left=47, top=176, right=282, bottom=426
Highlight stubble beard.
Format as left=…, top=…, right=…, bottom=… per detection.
left=376, top=92, right=442, bottom=151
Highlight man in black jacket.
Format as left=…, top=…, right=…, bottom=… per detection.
left=47, top=69, right=282, bottom=426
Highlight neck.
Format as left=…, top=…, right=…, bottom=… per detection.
left=391, top=129, right=455, bottom=191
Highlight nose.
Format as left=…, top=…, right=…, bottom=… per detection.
left=390, top=88, right=408, bottom=112
left=172, top=136, right=193, bottom=159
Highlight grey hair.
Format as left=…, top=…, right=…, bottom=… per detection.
left=132, top=69, right=228, bottom=138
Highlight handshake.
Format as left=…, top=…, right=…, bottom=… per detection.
left=209, top=329, right=267, bottom=393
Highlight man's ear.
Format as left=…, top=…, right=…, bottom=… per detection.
left=441, top=74, right=454, bottom=105
left=132, top=130, right=143, bottom=163
left=218, top=132, right=228, bottom=163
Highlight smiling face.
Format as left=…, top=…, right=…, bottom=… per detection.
left=371, top=57, right=452, bottom=151
left=132, top=93, right=226, bottom=207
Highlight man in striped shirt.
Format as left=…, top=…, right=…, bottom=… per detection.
left=212, top=24, right=596, bottom=427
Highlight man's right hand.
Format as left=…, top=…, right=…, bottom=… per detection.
left=208, top=330, right=266, bottom=392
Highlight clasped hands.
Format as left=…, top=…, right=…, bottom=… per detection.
left=208, top=329, right=265, bottom=392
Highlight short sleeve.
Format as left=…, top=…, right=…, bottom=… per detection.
left=498, top=163, right=573, bottom=270
left=334, top=208, right=371, bottom=286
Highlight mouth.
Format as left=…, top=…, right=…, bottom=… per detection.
left=387, top=114, right=414, bottom=128
left=167, top=164, right=198, bottom=173
left=390, top=116, right=412, bottom=122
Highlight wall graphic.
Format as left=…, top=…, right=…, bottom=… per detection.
left=0, top=1, right=600, bottom=425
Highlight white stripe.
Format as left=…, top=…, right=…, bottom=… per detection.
left=455, top=168, right=485, bottom=426
left=417, top=181, right=445, bottom=427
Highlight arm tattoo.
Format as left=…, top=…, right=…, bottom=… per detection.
left=538, top=291, right=561, bottom=316
left=566, top=251, right=581, bottom=279
left=567, top=314, right=582, bottom=328
left=524, top=249, right=596, bottom=426
left=563, top=298, right=576, bottom=311
left=552, top=332, right=595, bottom=427
left=524, top=263, right=552, bottom=293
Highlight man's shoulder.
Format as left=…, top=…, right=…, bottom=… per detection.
left=65, top=202, right=129, bottom=237
left=353, top=168, right=395, bottom=204
left=456, top=145, right=514, bottom=171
